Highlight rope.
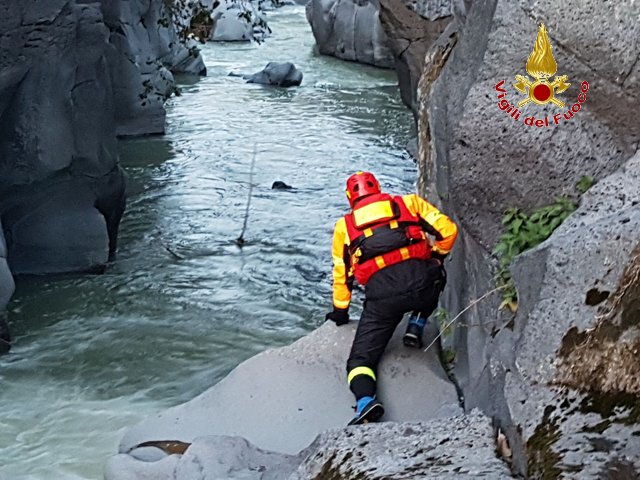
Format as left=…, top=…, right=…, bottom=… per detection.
left=236, top=143, right=257, bottom=246
left=423, top=284, right=509, bottom=353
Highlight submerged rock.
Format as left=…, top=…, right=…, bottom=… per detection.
left=247, top=62, right=303, bottom=87
left=306, top=0, right=394, bottom=68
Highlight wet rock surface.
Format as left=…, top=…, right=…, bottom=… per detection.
left=306, top=0, right=394, bottom=68
left=245, top=62, right=303, bottom=87
left=0, top=221, right=13, bottom=313
left=101, top=0, right=206, bottom=136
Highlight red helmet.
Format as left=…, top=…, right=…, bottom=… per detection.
left=345, top=171, right=381, bottom=207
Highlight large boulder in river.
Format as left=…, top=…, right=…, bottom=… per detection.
left=306, top=0, right=394, bottom=68
left=415, top=0, right=640, bottom=476
left=0, top=1, right=126, bottom=277
left=104, top=321, right=494, bottom=477
left=246, top=62, right=303, bottom=87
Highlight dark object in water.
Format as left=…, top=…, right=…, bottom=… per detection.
left=272, top=181, right=293, bottom=190
left=0, top=316, right=10, bottom=355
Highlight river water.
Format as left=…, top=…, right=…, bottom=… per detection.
left=0, top=7, right=414, bottom=479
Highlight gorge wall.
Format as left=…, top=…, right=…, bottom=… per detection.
left=0, top=0, right=206, bottom=348
left=418, top=0, right=640, bottom=475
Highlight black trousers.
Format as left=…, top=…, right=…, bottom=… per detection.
left=347, top=259, right=444, bottom=400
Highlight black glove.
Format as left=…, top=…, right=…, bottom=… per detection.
left=325, top=307, right=349, bottom=326
left=431, top=253, right=447, bottom=291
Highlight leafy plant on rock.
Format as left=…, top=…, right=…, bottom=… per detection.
left=494, top=197, right=577, bottom=312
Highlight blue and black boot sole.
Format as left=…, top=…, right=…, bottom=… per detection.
left=347, top=400, right=385, bottom=426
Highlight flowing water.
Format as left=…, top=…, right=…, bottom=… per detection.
left=0, top=7, right=414, bottom=479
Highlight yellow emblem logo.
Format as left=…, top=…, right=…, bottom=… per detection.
left=514, top=23, right=570, bottom=108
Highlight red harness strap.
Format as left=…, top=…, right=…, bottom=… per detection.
left=343, top=194, right=431, bottom=285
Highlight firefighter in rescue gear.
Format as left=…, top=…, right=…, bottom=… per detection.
left=326, top=172, right=458, bottom=425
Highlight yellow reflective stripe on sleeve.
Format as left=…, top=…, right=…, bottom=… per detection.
left=363, top=228, right=374, bottom=238
left=374, top=256, right=386, bottom=269
left=348, top=366, right=376, bottom=384
left=422, top=210, right=442, bottom=228
left=399, top=247, right=410, bottom=260
left=389, top=220, right=399, bottom=229
left=333, top=299, right=351, bottom=309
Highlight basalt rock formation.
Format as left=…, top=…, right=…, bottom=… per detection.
left=0, top=0, right=206, bottom=349
left=306, top=0, right=394, bottom=68
left=417, top=0, right=640, bottom=476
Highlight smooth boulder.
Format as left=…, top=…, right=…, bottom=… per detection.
left=306, top=0, right=394, bottom=68
left=246, top=62, right=303, bottom=87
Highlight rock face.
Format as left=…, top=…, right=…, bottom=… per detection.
left=378, top=0, right=453, bottom=115
left=0, top=221, right=14, bottom=312
left=415, top=0, right=640, bottom=476
left=206, top=0, right=271, bottom=42
left=101, top=0, right=207, bottom=137
left=0, top=0, right=126, bottom=277
left=106, top=412, right=512, bottom=479
left=306, top=0, right=394, bottom=68
left=246, top=62, right=303, bottom=87
left=0, top=0, right=206, bottom=331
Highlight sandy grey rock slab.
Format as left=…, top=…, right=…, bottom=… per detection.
left=291, top=411, right=513, bottom=479
left=246, top=62, right=303, bottom=87
left=118, top=319, right=460, bottom=456
left=107, top=412, right=512, bottom=480
left=306, top=0, right=394, bottom=68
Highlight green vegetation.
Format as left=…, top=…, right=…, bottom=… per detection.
left=494, top=197, right=577, bottom=311
left=576, top=175, right=595, bottom=194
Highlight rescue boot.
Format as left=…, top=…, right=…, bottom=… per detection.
left=348, top=396, right=384, bottom=426
left=403, top=313, right=427, bottom=349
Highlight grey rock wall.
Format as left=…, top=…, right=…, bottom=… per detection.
left=417, top=0, right=640, bottom=476
left=306, top=0, right=395, bottom=68
left=379, top=0, right=453, bottom=115
left=0, top=0, right=126, bottom=276
left=100, top=0, right=206, bottom=137
left=0, top=220, right=14, bottom=312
